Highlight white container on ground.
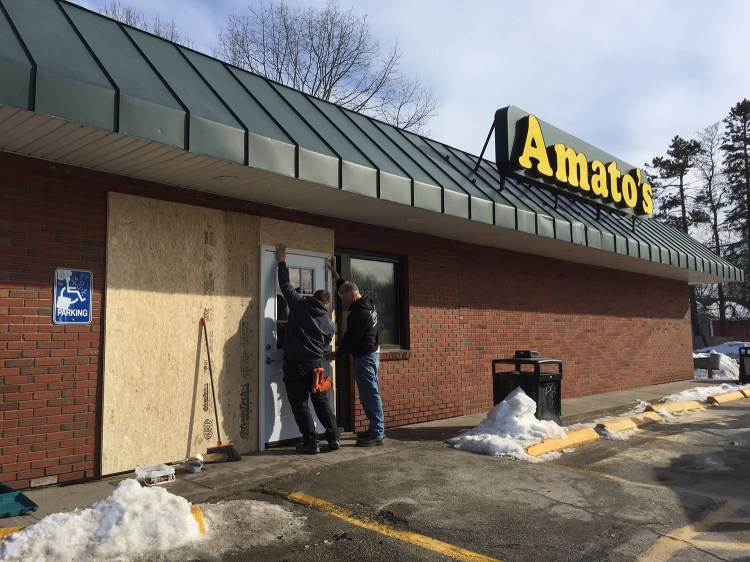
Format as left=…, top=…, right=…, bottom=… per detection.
left=135, top=464, right=175, bottom=486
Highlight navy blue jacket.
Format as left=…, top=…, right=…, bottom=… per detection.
left=277, top=262, right=334, bottom=361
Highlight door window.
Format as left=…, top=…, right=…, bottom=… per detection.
left=275, top=266, right=314, bottom=350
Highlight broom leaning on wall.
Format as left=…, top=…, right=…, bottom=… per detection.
left=199, top=316, right=241, bottom=463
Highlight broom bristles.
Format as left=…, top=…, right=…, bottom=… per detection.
left=206, top=442, right=241, bottom=462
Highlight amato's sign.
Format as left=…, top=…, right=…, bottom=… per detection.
left=495, top=106, right=653, bottom=217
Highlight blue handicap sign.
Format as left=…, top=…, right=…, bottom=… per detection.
left=53, top=269, right=92, bottom=325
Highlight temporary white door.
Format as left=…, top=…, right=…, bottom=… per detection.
left=259, top=246, right=333, bottom=449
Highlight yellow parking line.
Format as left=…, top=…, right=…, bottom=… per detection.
left=690, top=539, right=750, bottom=551
left=636, top=500, right=742, bottom=561
left=287, top=491, right=501, bottom=562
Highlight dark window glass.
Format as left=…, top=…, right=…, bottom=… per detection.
left=350, top=258, right=398, bottom=346
left=276, top=267, right=314, bottom=349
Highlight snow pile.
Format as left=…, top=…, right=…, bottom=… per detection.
left=692, top=350, right=740, bottom=379
left=447, top=387, right=566, bottom=461
left=142, top=500, right=307, bottom=561
left=659, top=382, right=749, bottom=403
left=694, top=341, right=750, bottom=360
left=0, top=479, right=202, bottom=562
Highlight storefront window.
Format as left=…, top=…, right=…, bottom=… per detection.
left=336, top=252, right=404, bottom=348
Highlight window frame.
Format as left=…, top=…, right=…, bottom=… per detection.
left=334, top=248, right=408, bottom=350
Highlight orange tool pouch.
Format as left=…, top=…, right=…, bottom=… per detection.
left=310, top=367, right=332, bottom=394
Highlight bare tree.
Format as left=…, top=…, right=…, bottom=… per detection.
left=214, top=0, right=439, bottom=133
left=694, top=123, right=732, bottom=334
left=98, top=1, right=194, bottom=48
left=98, top=0, right=143, bottom=27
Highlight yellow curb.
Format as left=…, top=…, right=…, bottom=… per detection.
left=597, top=411, right=662, bottom=432
left=708, top=390, right=746, bottom=404
left=0, top=526, right=25, bottom=541
left=191, top=505, right=206, bottom=534
left=646, top=401, right=705, bottom=414
left=526, top=427, right=599, bottom=457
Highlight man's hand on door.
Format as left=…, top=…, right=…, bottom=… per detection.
left=275, top=244, right=286, bottom=262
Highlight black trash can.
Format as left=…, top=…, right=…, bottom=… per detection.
left=492, top=354, right=563, bottom=425
left=740, top=347, right=750, bottom=384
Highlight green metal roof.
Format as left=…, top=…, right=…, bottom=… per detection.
left=0, top=0, right=743, bottom=284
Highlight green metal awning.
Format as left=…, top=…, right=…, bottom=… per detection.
left=0, top=0, right=742, bottom=284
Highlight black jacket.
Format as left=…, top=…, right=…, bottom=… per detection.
left=278, top=262, right=334, bottom=361
left=336, top=277, right=380, bottom=358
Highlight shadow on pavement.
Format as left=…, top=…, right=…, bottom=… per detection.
left=385, top=424, right=475, bottom=442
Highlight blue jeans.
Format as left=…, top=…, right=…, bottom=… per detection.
left=353, top=353, right=384, bottom=438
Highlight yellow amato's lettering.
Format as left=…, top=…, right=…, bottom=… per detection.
left=553, top=144, right=590, bottom=191
left=590, top=160, right=608, bottom=197
left=511, top=114, right=653, bottom=216
left=641, top=182, right=654, bottom=215
left=607, top=162, right=622, bottom=203
left=621, top=172, right=638, bottom=209
left=517, top=115, right=554, bottom=177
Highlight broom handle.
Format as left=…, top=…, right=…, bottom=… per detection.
left=201, top=317, right=222, bottom=445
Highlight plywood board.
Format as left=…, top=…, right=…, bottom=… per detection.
left=103, top=193, right=259, bottom=474
left=259, top=217, right=334, bottom=253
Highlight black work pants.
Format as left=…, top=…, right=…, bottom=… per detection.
left=282, top=360, right=339, bottom=444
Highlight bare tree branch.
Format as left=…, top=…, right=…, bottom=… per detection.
left=214, top=0, right=439, bottom=133
left=99, top=1, right=194, bottom=48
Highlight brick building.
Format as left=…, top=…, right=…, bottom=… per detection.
left=0, top=0, right=743, bottom=488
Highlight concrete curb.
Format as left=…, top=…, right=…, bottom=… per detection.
left=596, top=411, right=662, bottom=432
left=526, top=428, right=599, bottom=457
left=646, top=401, right=704, bottom=414
left=527, top=387, right=750, bottom=456
left=708, top=390, right=746, bottom=404
left=0, top=525, right=24, bottom=541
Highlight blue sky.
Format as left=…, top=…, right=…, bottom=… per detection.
left=74, top=0, right=750, bottom=171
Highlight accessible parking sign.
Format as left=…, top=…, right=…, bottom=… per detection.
left=53, top=269, right=92, bottom=325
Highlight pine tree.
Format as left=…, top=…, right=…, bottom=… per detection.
left=649, top=135, right=704, bottom=341
left=650, top=135, right=703, bottom=232
left=721, top=99, right=750, bottom=307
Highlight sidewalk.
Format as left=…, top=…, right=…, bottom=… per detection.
left=0, top=378, right=729, bottom=531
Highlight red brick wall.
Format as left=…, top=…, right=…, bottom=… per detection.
left=1, top=166, right=106, bottom=489
left=333, top=221, right=694, bottom=428
left=1, top=153, right=693, bottom=486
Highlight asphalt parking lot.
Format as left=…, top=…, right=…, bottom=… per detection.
left=210, top=400, right=750, bottom=562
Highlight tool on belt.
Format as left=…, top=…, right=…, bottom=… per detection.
left=310, top=367, right=332, bottom=394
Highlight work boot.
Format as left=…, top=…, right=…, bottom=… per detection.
left=356, top=435, right=384, bottom=447
left=295, top=441, right=319, bottom=454
left=326, top=440, right=340, bottom=451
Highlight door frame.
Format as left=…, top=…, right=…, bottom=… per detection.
left=258, top=245, right=333, bottom=451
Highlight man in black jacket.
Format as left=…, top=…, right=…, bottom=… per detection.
left=326, top=258, right=384, bottom=446
left=276, top=245, right=339, bottom=454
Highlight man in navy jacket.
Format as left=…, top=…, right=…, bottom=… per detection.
left=276, top=245, right=339, bottom=454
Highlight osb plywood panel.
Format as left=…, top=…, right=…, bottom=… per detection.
left=259, top=217, right=334, bottom=253
left=103, top=193, right=259, bottom=474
